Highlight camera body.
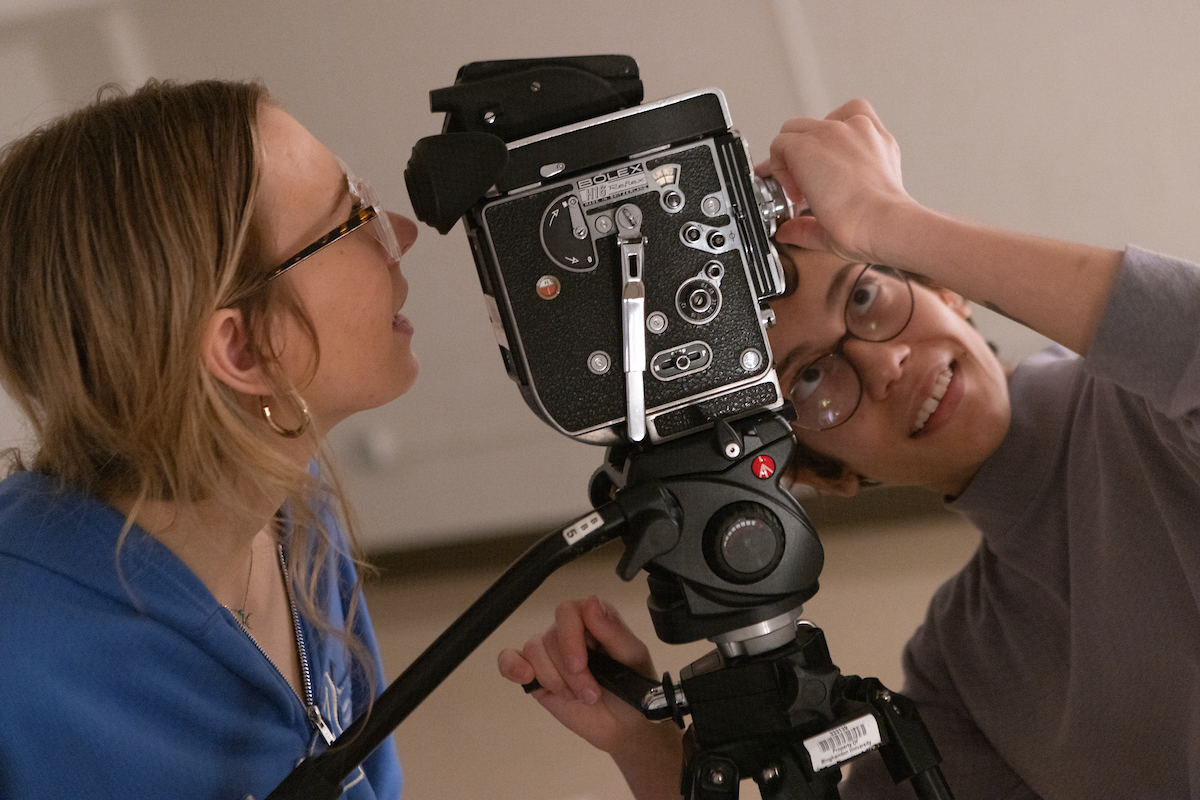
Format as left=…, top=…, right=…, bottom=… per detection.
left=409, top=59, right=793, bottom=444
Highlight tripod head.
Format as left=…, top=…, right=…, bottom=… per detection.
left=579, top=412, right=954, bottom=800
left=592, top=408, right=823, bottom=647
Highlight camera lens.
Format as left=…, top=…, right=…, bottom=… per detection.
left=753, top=175, right=803, bottom=237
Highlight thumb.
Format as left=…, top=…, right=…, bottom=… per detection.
left=497, top=648, right=535, bottom=685
left=774, top=215, right=830, bottom=253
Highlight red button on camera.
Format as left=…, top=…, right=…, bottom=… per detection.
left=536, top=275, right=561, bottom=300
left=752, top=455, right=775, bottom=479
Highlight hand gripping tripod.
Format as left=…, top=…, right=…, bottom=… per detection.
left=265, top=410, right=953, bottom=799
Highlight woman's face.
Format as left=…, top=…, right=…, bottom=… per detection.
left=768, top=247, right=1010, bottom=496
left=255, top=105, right=419, bottom=432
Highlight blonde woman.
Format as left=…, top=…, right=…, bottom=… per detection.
left=0, top=81, right=415, bottom=799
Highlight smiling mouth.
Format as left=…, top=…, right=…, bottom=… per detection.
left=911, top=365, right=954, bottom=435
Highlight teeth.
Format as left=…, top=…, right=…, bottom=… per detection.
left=911, top=366, right=953, bottom=434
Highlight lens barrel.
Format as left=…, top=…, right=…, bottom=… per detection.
left=753, top=176, right=803, bottom=238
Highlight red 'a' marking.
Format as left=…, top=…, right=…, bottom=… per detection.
left=752, top=455, right=775, bottom=479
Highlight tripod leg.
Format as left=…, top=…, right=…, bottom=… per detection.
left=844, top=678, right=955, bottom=800
left=907, top=767, right=954, bottom=800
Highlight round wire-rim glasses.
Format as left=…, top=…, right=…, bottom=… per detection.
left=265, top=158, right=402, bottom=282
left=788, top=264, right=915, bottom=431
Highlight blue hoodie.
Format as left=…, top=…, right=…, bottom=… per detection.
left=0, top=470, right=401, bottom=800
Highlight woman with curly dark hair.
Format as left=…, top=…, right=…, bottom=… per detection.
left=502, top=100, right=1200, bottom=799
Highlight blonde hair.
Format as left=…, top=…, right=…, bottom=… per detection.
left=0, top=79, right=372, bottom=686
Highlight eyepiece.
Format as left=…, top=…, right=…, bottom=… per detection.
left=404, top=132, right=509, bottom=235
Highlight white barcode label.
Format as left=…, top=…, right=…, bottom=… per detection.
left=803, top=715, right=882, bottom=770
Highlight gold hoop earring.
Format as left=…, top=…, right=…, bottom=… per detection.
left=260, top=392, right=311, bottom=439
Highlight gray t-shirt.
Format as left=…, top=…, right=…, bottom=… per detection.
left=842, top=246, right=1200, bottom=799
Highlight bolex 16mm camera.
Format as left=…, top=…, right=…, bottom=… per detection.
left=406, top=55, right=799, bottom=444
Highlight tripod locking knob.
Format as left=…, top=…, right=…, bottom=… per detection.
left=703, top=502, right=786, bottom=584
left=714, top=418, right=743, bottom=459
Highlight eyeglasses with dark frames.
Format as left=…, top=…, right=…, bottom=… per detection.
left=787, top=264, right=915, bottom=431
left=265, top=158, right=401, bottom=282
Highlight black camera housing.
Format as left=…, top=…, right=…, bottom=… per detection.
left=408, top=57, right=789, bottom=444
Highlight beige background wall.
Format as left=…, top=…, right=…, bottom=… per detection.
left=0, top=1, right=1198, bottom=552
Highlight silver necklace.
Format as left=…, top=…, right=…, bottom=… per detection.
left=231, top=545, right=254, bottom=627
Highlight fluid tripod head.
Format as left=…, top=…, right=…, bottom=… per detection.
left=591, top=408, right=823, bottom=648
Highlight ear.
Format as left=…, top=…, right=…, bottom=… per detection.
left=784, top=463, right=862, bottom=498
left=201, top=308, right=272, bottom=396
left=933, top=286, right=972, bottom=320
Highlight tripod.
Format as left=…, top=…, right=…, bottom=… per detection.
left=568, top=407, right=954, bottom=799
left=265, top=409, right=953, bottom=799
left=578, top=616, right=952, bottom=799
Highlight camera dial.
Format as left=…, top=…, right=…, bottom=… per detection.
left=651, top=341, right=712, bottom=381
left=676, top=277, right=722, bottom=325
left=540, top=192, right=597, bottom=271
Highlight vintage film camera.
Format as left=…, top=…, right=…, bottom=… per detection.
left=406, top=56, right=798, bottom=444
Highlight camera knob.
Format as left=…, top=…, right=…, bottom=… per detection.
left=615, top=203, right=643, bottom=232
left=703, top=502, right=786, bottom=585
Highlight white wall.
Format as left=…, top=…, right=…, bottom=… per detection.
left=797, top=1, right=1200, bottom=359
left=1, top=1, right=1198, bottom=549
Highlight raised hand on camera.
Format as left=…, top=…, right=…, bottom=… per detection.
left=763, top=99, right=915, bottom=267
left=497, top=596, right=684, bottom=800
